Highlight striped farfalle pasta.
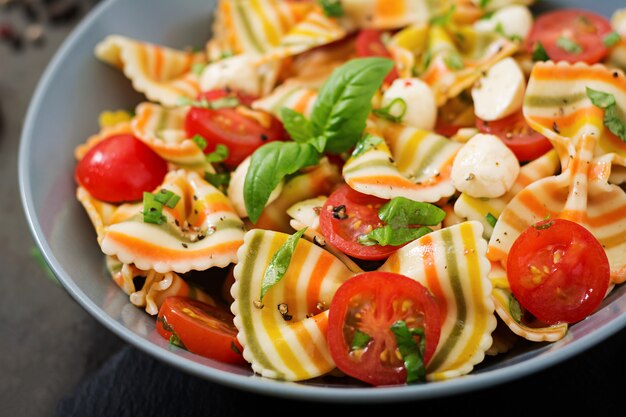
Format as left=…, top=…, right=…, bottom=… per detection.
left=343, top=120, right=461, bottom=203
left=379, top=221, right=496, bottom=381
left=131, top=102, right=214, bottom=172
left=100, top=169, right=245, bottom=274
left=95, top=35, right=206, bottom=107
left=251, top=82, right=318, bottom=119
left=524, top=61, right=626, bottom=162
left=231, top=228, right=354, bottom=381
left=341, top=0, right=447, bottom=30
left=454, top=149, right=560, bottom=239
left=106, top=256, right=217, bottom=316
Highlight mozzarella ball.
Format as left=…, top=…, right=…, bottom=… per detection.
left=200, top=55, right=278, bottom=97
left=380, top=78, right=437, bottom=130
left=451, top=133, right=520, bottom=198
left=471, top=57, right=526, bottom=122
left=473, top=5, right=534, bottom=40
left=612, top=8, right=626, bottom=37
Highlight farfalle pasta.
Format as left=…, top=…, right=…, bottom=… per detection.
left=74, top=0, right=626, bottom=387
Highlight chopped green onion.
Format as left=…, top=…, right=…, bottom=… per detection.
left=509, top=294, right=523, bottom=323
left=429, top=5, right=455, bottom=26
left=317, top=0, right=343, bottom=17
left=204, top=171, right=231, bottom=191
left=205, top=144, right=230, bottom=163
left=556, top=36, right=582, bottom=54
left=603, top=32, right=621, bottom=47
left=532, top=41, right=550, bottom=62
left=485, top=212, right=498, bottom=228
left=192, top=134, right=207, bottom=151
left=191, top=62, right=206, bottom=76
left=142, top=189, right=181, bottom=224
left=373, top=98, right=407, bottom=123
left=444, top=51, right=464, bottom=70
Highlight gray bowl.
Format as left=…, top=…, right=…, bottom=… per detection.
left=19, top=0, right=626, bottom=403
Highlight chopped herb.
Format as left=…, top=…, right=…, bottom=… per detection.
left=157, top=316, right=187, bottom=349
left=479, top=0, right=491, bottom=8
left=532, top=41, right=550, bottom=62
left=142, top=189, right=181, bottom=224
left=358, top=197, right=446, bottom=246
left=154, top=189, right=181, bottom=208
left=351, top=330, right=372, bottom=350
left=373, top=97, right=407, bottom=123
left=230, top=341, right=242, bottom=355
left=509, top=294, right=523, bottom=323
left=177, top=95, right=240, bottom=109
left=205, top=144, right=230, bottom=163
left=169, top=333, right=186, bottom=348
left=351, top=134, right=383, bottom=158
left=485, top=212, right=498, bottom=228
left=494, top=22, right=522, bottom=42
left=429, top=5, right=455, bottom=26
left=444, top=51, right=464, bottom=70
left=191, top=62, right=206, bottom=76
left=556, top=36, right=582, bottom=54
left=192, top=134, right=207, bottom=151
left=260, top=228, right=307, bottom=301
left=204, top=171, right=231, bottom=191
left=603, top=32, right=621, bottom=47
left=390, top=320, right=426, bottom=383
left=317, top=0, right=343, bottom=17
left=586, top=87, right=626, bottom=143
left=533, top=219, right=555, bottom=230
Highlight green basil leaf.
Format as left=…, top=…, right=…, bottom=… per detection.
left=390, top=320, right=426, bottom=384
left=260, top=227, right=307, bottom=301
left=351, top=134, right=383, bottom=158
left=317, top=0, right=343, bottom=17
left=280, top=107, right=313, bottom=143
left=532, top=41, right=550, bottom=62
left=244, top=141, right=321, bottom=223
left=351, top=330, right=372, bottom=350
left=586, top=87, right=626, bottom=143
left=378, top=197, right=447, bottom=228
left=358, top=225, right=432, bottom=247
left=310, top=57, right=395, bottom=154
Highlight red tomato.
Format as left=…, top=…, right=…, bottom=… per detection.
left=355, top=29, right=399, bottom=85
left=74, top=133, right=168, bottom=203
left=476, top=111, right=553, bottom=162
left=184, top=89, right=286, bottom=169
left=156, top=296, right=246, bottom=365
left=327, top=271, right=441, bottom=386
left=319, top=184, right=400, bottom=261
left=526, top=9, right=613, bottom=64
left=506, top=218, right=610, bottom=325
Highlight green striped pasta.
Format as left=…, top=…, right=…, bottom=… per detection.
left=101, top=169, right=245, bottom=273
left=251, top=82, right=318, bottom=119
left=231, top=229, right=354, bottom=380
left=379, top=221, right=496, bottom=381
left=95, top=35, right=205, bottom=106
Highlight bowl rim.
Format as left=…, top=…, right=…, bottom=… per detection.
left=17, top=0, right=626, bottom=403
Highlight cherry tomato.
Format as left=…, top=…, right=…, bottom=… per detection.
left=319, top=184, right=400, bottom=261
left=74, top=133, right=168, bottom=203
left=476, top=111, right=553, bottom=162
left=327, top=271, right=441, bottom=386
left=526, top=9, right=613, bottom=64
left=355, top=29, right=399, bottom=85
left=184, top=89, right=286, bottom=169
left=156, top=296, right=246, bottom=365
left=506, top=218, right=610, bottom=325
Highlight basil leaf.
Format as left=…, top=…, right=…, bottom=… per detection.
left=586, top=87, right=626, bottom=143
left=390, top=320, right=426, bottom=384
left=351, top=134, right=383, bottom=158
left=532, top=41, right=550, bottom=62
left=378, top=197, right=447, bottom=228
left=260, top=228, right=307, bottom=301
left=244, top=141, right=321, bottom=223
left=280, top=107, right=314, bottom=143
left=317, top=0, right=343, bottom=17
left=310, top=57, right=395, bottom=154
left=359, top=225, right=432, bottom=247
left=351, top=330, right=372, bottom=350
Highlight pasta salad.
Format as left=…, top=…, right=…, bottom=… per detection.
left=73, top=0, right=626, bottom=386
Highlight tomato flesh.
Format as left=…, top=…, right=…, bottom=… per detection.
left=319, top=184, right=401, bottom=261
left=355, top=29, right=399, bottom=85
left=156, top=296, right=246, bottom=365
left=476, top=111, right=553, bottom=162
left=506, top=219, right=610, bottom=324
left=526, top=9, right=613, bottom=64
left=327, top=272, right=441, bottom=386
left=184, top=89, right=286, bottom=169
left=74, top=133, right=168, bottom=203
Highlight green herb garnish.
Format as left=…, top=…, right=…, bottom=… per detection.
left=444, top=51, right=465, bottom=70
left=177, top=95, right=240, bottom=109
left=260, top=227, right=307, bottom=301
left=204, top=171, right=231, bottom=191
left=556, top=36, right=582, bottom=54
left=372, top=97, right=407, bottom=123
left=390, top=320, right=427, bottom=383
left=205, top=144, right=229, bottom=163
left=532, top=41, right=550, bottom=62
left=351, top=134, right=384, bottom=158
left=142, top=189, right=181, bottom=225
left=603, top=32, right=621, bottom=47
left=317, top=0, right=343, bottom=17
left=280, top=108, right=314, bottom=143
left=429, top=5, right=455, bottom=26
left=485, top=212, right=498, bottom=228
left=192, top=134, right=207, bottom=151
left=351, top=330, right=372, bottom=350
left=586, top=87, right=626, bottom=143
left=509, top=294, right=523, bottom=323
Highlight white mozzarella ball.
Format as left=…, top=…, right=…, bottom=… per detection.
left=473, top=5, right=534, bottom=41
left=451, top=133, right=520, bottom=198
left=471, top=57, right=526, bottom=122
left=200, top=55, right=277, bottom=97
left=380, top=78, right=437, bottom=130
left=612, top=8, right=626, bottom=37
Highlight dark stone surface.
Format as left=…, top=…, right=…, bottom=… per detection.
left=4, top=1, right=626, bottom=417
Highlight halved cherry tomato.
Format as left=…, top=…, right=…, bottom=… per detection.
left=156, top=296, right=246, bottom=365
left=355, top=29, right=399, bottom=85
left=319, top=184, right=400, bottom=261
left=526, top=9, right=613, bottom=64
left=74, top=133, right=168, bottom=203
left=506, top=218, right=610, bottom=325
left=476, top=111, right=553, bottom=162
left=184, top=89, right=286, bottom=169
left=327, top=271, right=441, bottom=386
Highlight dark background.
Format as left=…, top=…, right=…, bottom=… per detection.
left=3, top=1, right=626, bottom=416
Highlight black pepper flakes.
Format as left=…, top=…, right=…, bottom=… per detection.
left=277, top=303, right=292, bottom=321
left=331, top=204, right=348, bottom=220
left=260, top=133, right=268, bottom=141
